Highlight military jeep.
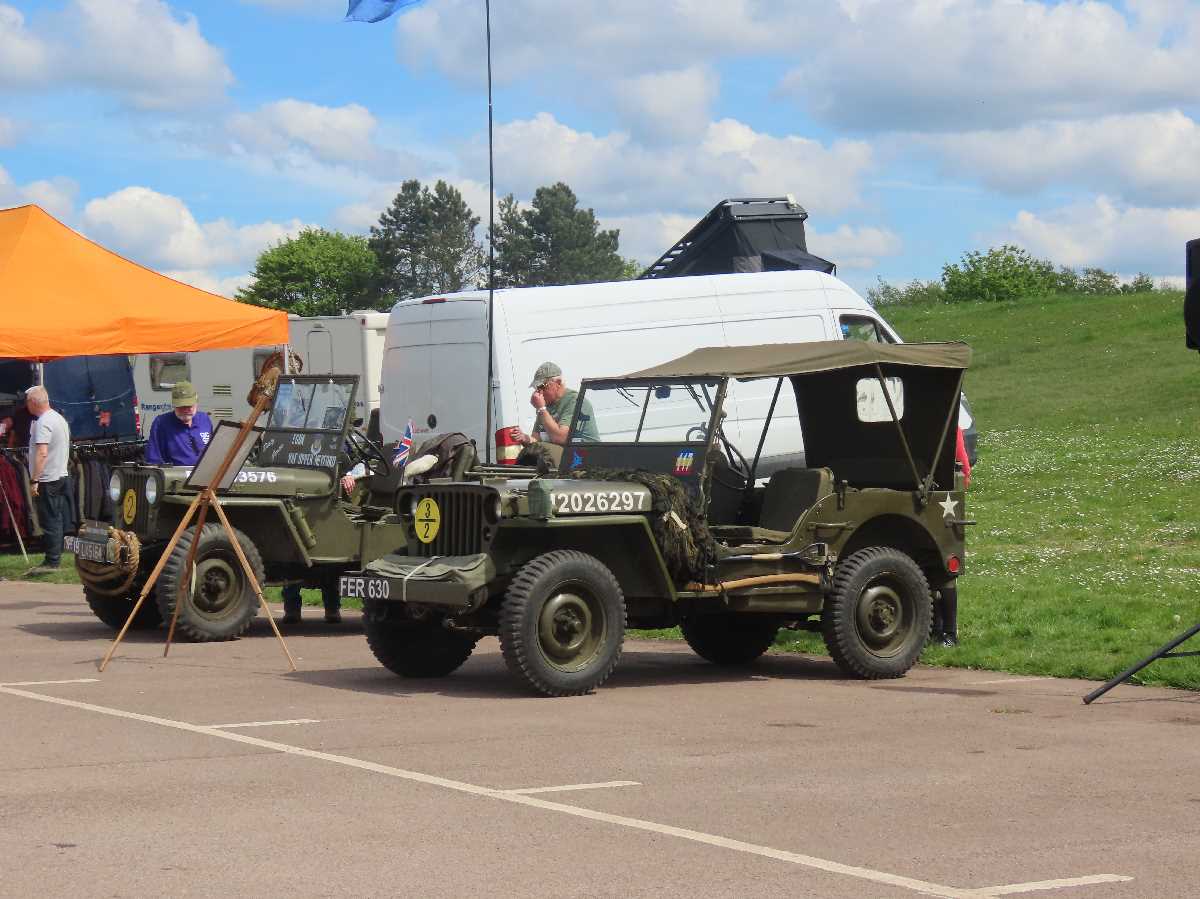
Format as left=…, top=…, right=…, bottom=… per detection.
left=72, top=374, right=408, bottom=641
left=342, top=341, right=972, bottom=696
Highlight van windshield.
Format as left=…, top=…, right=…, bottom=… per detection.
left=571, top=379, right=719, bottom=444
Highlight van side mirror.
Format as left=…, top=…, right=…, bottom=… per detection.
left=654, top=385, right=672, bottom=399
left=353, top=417, right=363, bottom=427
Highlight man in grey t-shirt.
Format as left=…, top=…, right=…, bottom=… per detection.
left=25, top=386, right=71, bottom=574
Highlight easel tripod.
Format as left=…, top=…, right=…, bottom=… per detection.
left=99, top=369, right=295, bottom=673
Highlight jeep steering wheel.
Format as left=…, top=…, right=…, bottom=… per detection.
left=346, top=429, right=391, bottom=478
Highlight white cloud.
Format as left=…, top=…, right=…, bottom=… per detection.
left=162, top=268, right=255, bottom=298
left=486, top=113, right=873, bottom=218
left=807, top=224, right=903, bottom=271
left=395, top=0, right=785, bottom=85
left=0, top=0, right=232, bottom=109
left=996, top=196, right=1200, bottom=276
left=599, top=211, right=699, bottom=265
left=920, top=110, right=1200, bottom=206
left=81, top=186, right=308, bottom=271
left=0, top=4, right=50, bottom=86
left=64, top=0, right=233, bottom=110
left=223, top=98, right=429, bottom=191
left=239, top=0, right=334, bottom=12
left=229, top=100, right=381, bottom=165
left=0, top=116, right=19, bottom=147
left=614, top=66, right=718, bottom=144
left=0, top=166, right=78, bottom=220
left=782, top=0, right=1200, bottom=132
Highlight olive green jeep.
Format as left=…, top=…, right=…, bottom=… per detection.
left=342, top=341, right=972, bottom=696
left=71, top=374, right=408, bottom=641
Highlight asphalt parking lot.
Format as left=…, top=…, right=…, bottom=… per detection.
left=2, top=581, right=1197, bottom=898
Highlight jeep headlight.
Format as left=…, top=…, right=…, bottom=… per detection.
left=144, top=476, right=158, bottom=506
left=108, top=472, right=122, bottom=503
left=485, top=493, right=502, bottom=525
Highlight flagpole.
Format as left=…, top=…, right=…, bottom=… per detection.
left=483, top=0, right=496, bottom=463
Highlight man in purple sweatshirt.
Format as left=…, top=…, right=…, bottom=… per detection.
left=145, top=382, right=214, bottom=466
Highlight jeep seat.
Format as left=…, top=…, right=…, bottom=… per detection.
left=710, top=467, right=833, bottom=544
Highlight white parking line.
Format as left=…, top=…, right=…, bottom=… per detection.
left=0, top=678, right=99, bottom=687
left=979, top=874, right=1134, bottom=895
left=209, top=719, right=320, bottom=729
left=0, top=684, right=1131, bottom=899
left=504, top=780, right=640, bottom=795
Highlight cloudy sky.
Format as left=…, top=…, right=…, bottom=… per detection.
left=2, top=0, right=1198, bottom=297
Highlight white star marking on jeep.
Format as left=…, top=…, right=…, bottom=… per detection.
left=938, top=494, right=958, bottom=519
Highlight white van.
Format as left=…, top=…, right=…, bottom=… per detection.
left=132, top=312, right=388, bottom=434
left=380, top=271, right=949, bottom=471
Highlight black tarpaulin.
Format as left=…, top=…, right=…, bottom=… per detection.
left=1186, top=238, right=1200, bottom=351
left=640, top=197, right=835, bottom=279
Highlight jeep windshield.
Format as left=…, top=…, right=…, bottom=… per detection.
left=568, top=378, right=721, bottom=445
left=269, top=378, right=355, bottom=432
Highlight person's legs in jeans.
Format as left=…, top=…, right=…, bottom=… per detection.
left=36, top=479, right=66, bottom=568
left=281, top=583, right=303, bottom=623
left=321, top=582, right=342, bottom=624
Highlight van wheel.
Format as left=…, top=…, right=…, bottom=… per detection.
left=681, top=614, right=778, bottom=665
left=500, top=551, right=626, bottom=697
left=364, top=617, right=476, bottom=677
left=155, top=524, right=263, bottom=642
left=822, top=546, right=931, bottom=678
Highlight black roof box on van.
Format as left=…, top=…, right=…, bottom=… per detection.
left=639, top=196, right=836, bottom=281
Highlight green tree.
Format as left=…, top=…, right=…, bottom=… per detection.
left=369, top=179, right=484, bottom=300
left=492, top=182, right=625, bottom=287
left=237, top=228, right=381, bottom=316
left=941, top=245, right=1059, bottom=303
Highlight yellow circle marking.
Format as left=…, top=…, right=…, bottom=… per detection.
left=415, top=497, right=441, bottom=544
left=122, top=488, right=137, bottom=525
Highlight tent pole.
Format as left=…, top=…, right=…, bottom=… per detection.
left=483, top=0, right=496, bottom=463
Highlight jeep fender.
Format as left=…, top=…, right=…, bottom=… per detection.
left=497, top=515, right=675, bottom=601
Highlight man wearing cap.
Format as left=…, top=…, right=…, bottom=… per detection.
left=145, top=382, right=214, bottom=466
left=510, top=362, right=599, bottom=448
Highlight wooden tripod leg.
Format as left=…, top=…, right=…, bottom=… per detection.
left=99, top=491, right=205, bottom=673
left=163, top=490, right=212, bottom=657
left=209, top=495, right=296, bottom=672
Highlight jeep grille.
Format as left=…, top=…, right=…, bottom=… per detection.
left=114, top=470, right=152, bottom=532
left=405, top=486, right=495, bottom=558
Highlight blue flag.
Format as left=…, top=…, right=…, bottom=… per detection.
left=345, top=0, right=422, bottom=23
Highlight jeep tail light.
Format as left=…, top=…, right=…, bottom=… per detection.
left=947, top=555, right=961, bottom=575
left=495, top=426, right=521, bottom=465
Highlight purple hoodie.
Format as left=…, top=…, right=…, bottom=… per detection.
left=145, top=411, right=215, bottom=466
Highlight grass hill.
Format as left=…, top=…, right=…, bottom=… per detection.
left=857, top=290, right=1200, bottom=688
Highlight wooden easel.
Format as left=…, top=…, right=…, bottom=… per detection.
left=99, top=369, right=295, bottom=672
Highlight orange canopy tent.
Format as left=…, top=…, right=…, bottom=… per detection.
left=0, top=205, right=287, bottom=361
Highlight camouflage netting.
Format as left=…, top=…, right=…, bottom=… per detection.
left=516, top=442, right=559, bottom=475
left=570, top=468, right=716, bottom=585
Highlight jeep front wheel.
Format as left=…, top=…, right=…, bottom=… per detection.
left=822, top=546, right=931, bottom=678
left=499, top=550, right=626, bottom=697
left=364, top=616, right=476, bottom=677
left=681, top=614, right=778, bottom=665
left=155, top=524, right=264, bottom=642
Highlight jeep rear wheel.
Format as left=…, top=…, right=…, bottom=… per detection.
left=681, top=614, right=778, bottom=665
left=155, top=524, right=264, bottom=642
left=499, top=550, right=626, bottom=697
left=822, top=546, right=931, bottom=678
left=364, top=616, right=476, bottom=677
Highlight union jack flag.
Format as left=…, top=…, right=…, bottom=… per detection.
left=392, top=419, right=413, bottom=468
